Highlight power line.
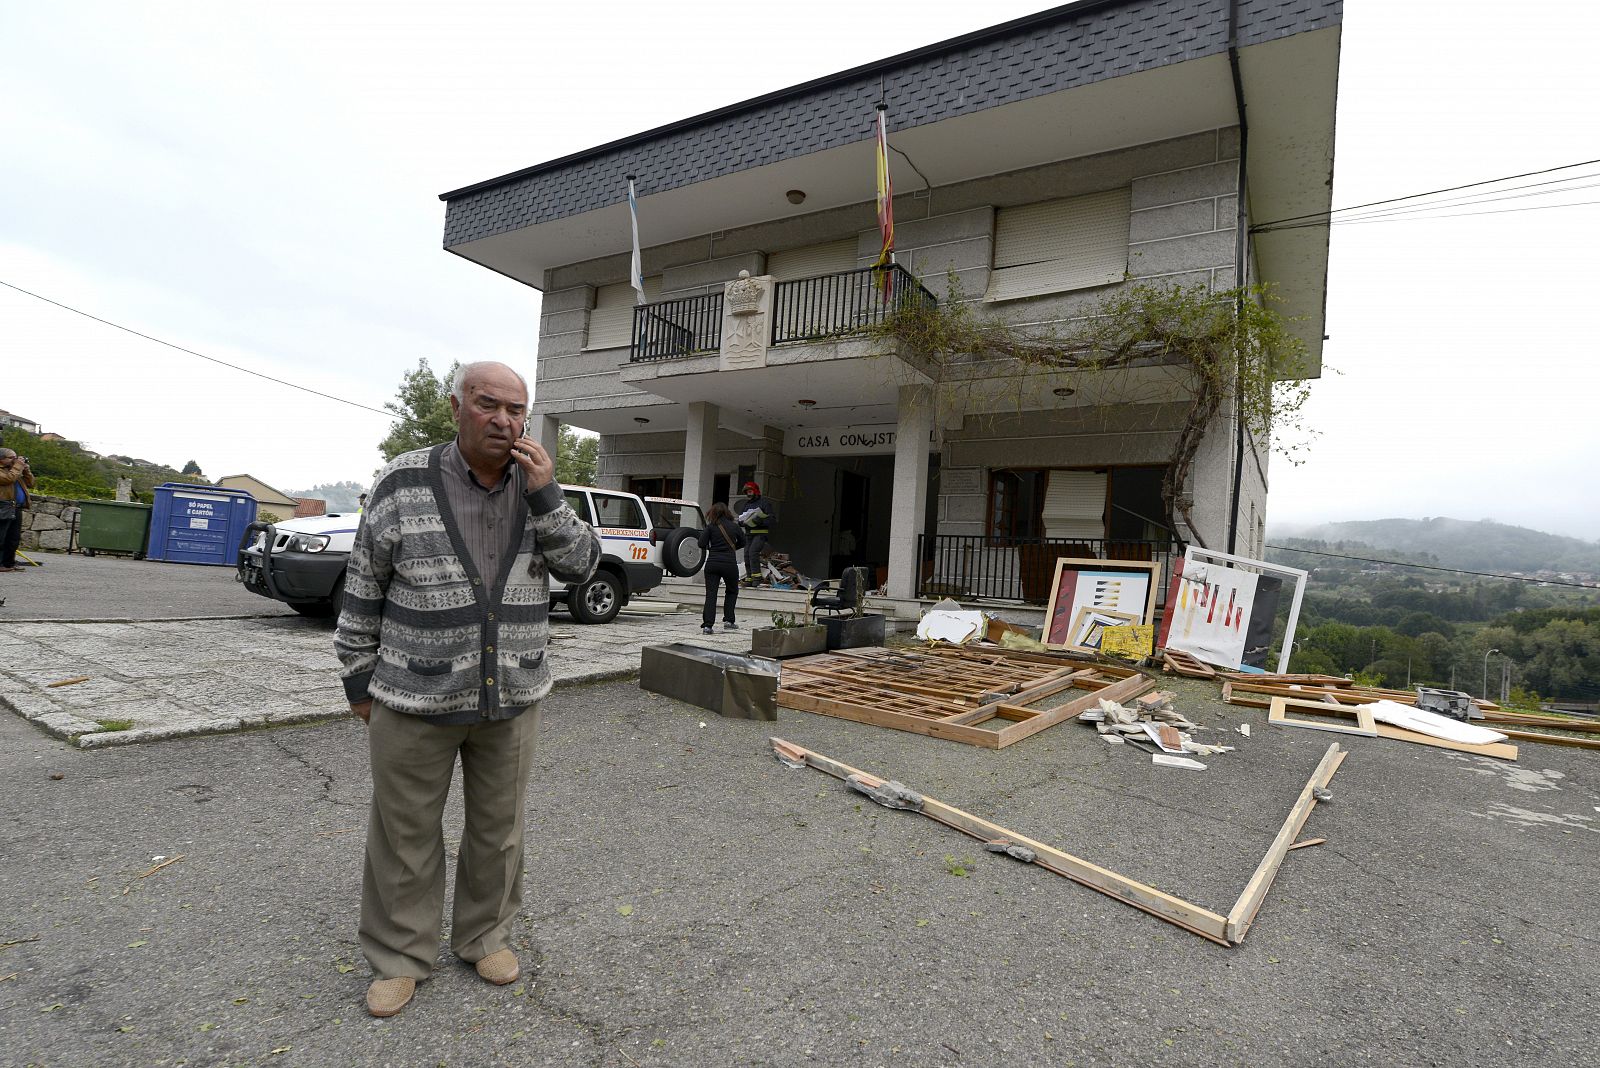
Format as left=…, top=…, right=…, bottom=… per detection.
left=1262, top=197, right=1600, bottom=231
left=1250, top=157, right=1600, bottom=233
left=1266, top=544, right=1600, bottom=590
left=0, top=279, right=395, bottom=419
left=1326, top=177, right=1600, bottom=224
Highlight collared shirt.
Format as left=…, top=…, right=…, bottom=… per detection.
left=433, top=439, right=528, bottom=726
left=440, top=439, right=522, bottom=584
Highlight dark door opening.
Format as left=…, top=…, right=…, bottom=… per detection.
left=830, top=470, right=869, bottom=579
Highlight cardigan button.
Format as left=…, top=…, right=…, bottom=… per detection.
left=472, top=577, right=481, bottom=586
left=486, top=677, right=495, bottom=686
left=486, top=645, right=495, bottom=653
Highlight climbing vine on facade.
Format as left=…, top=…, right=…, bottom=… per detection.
left=869, top=280, right=1314, bottom=543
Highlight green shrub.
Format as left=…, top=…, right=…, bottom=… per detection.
left=34, top=477, right=114, bottom=501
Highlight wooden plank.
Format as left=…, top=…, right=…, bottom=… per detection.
left=1268, top=696, right=1378, bottom=737
left=1287, top=837, right=1326, bottom=851
left=1221, top=672, right=1351, bottom=687
left=1226, top=742, right=1344, bottom=943
left=1481, top=711, right=1600, bottom=734
left=1490, top=727, right=1600, bottom=751
left=1162, top=650, right=1217, bottom=678
left=770, top=737, right=1232, bottom=946
left=1371, top=723, right=1518, bottom=761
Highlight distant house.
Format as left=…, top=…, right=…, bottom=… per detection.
left=37, top=432, right=67, bottom=443
left=0, top=409, right=42, bottom=434
left=217, top=474, right=301, bottom=517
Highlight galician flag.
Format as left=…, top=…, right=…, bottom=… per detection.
left=873, top=104, right=895, bottom=299
left=627, top=175, right=645, bottom=306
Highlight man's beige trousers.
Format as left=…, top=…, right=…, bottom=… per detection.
left=360, top=700, right=539, bottom=980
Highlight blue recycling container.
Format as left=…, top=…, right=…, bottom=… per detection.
left=146, top=483, right=259, bottom=566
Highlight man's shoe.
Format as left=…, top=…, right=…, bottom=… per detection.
left=474, top=948, right=520, bottom=986
left=366, top=977, right=416, bottom=1018
left=723, top=621, right=738, bottom=631
left=701, top=625, right=715, bottom=635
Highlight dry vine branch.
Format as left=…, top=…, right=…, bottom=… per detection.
left=868, top=281, right=1312, bottom=540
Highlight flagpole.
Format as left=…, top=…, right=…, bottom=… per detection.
left=626, top=174, right=645, bottom=307
left=873, top=104, right=895, bottom=302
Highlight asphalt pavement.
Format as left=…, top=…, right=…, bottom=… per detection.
left=0, top=551, right=296, bottom=621
left=2, top=670, right=1597, bottom=1067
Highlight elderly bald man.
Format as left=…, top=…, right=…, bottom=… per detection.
left=335, top=362, right=600, bottom=1017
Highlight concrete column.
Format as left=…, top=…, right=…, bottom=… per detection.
left=682, top=402, right=719, bottom=507
left=536, top=414, right=560, bottom=459
left=886, top=384, right=934, bottom=600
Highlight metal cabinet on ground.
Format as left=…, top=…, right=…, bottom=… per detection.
left=145, top=483, right=258, bottom=566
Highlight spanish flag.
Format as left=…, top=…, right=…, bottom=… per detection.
left=873, top=104, right=894, bottom=300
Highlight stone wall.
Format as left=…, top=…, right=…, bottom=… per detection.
left=17, top=494, right=82, bottom=552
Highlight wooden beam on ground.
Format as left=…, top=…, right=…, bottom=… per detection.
left=1480, top=710, right=1600, bottom=734
left=1226, top=743, right=1345, bottom=944
left=1162, top=650, right=1217, bottom=678
left=1370, top=723, right=1518, bottom=761
left=1490, top=727, right=1600, bottom=751
left=769, top=737, right=1233, bottom=946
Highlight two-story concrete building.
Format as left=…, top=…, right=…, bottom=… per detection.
left=439, top=0, right=1340, bottom=605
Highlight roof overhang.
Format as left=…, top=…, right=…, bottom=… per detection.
left=447, top=10, right=1338, bottom=371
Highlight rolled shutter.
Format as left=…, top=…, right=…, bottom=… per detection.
left=1041, top=470, right=1107, bottom=541
left=586, top=278, right=662, bottom=350
left=985, top=190, right=1130, bottom=302
left=766, top=238, right=859, bottom=282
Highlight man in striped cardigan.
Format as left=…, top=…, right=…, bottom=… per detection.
left=335, top=361, right=600, bottom=1018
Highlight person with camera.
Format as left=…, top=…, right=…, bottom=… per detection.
left=0, top=449, right=35, bottom=572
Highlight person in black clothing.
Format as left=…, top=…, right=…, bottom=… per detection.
left=696, top=502, right=746, bottom=634
left=736, top=480, right=776, bottom=582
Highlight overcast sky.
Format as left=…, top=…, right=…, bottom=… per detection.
left=2, top=1, right=1596, bottom=537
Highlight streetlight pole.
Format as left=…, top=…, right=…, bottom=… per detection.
left=1482, top=648, right=1499, bottom=701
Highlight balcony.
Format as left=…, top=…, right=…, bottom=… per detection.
left=770, top=263, right=936, bottom=345
left=628, top=263, right=934, bottom=362
left=630, top=292, right=724, bottom=362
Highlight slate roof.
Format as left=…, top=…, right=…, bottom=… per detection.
left=441, top=0, right=1340, bottom=249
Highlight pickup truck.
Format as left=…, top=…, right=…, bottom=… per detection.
left=235, top=485, right=663, bottom=625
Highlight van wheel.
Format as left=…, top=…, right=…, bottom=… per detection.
left=569, top=572, right=621, bottom=624
left=662, top=527, right=704, bottom=577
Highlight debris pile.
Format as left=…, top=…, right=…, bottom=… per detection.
left=1081, top=691, right=1235, bottom=768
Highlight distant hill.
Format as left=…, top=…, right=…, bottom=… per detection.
left=292, top=480, right=366, bottom=513
left=1270, top=518, right=1600, bottom=574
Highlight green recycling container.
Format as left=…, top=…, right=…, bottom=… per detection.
left=76, top=499, right=154, bottom=558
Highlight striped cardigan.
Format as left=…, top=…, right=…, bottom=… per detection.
left=334, top=444, right=601, bottom=716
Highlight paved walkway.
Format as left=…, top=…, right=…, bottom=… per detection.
left=0, top=606, right=754, bottom=748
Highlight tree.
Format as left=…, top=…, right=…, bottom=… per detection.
left=181, top=459, right=203, bottom=475
left=556, top=426, right=598, bottom=486
left=379, top=359, right=461, bottom=461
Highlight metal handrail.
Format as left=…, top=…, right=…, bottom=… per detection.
left=771, top=263, right=936, bottom=345
left=629, top=291, right=724, bottom=362
left=916, top=534, right=1183, bottom=605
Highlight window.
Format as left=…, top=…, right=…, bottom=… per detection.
left=591, top=491, right=648, bottom=530
left=586, top=278, right=662, bottom=350
left=988, top=469, right=1049, bottom=542
left=766, top=238, right=858, bottom=282
left=628, top=477, right=683, bottom=501
left=985, top=189, right=1131, bottom=302
left=563, top=489, right=592, bottom=524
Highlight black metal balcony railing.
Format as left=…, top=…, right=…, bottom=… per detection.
left=916, top=534, right=1183, bottom=605
left=630, top=292, right=723, bottom=362
left=771, top=263, right=936, bottom=345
